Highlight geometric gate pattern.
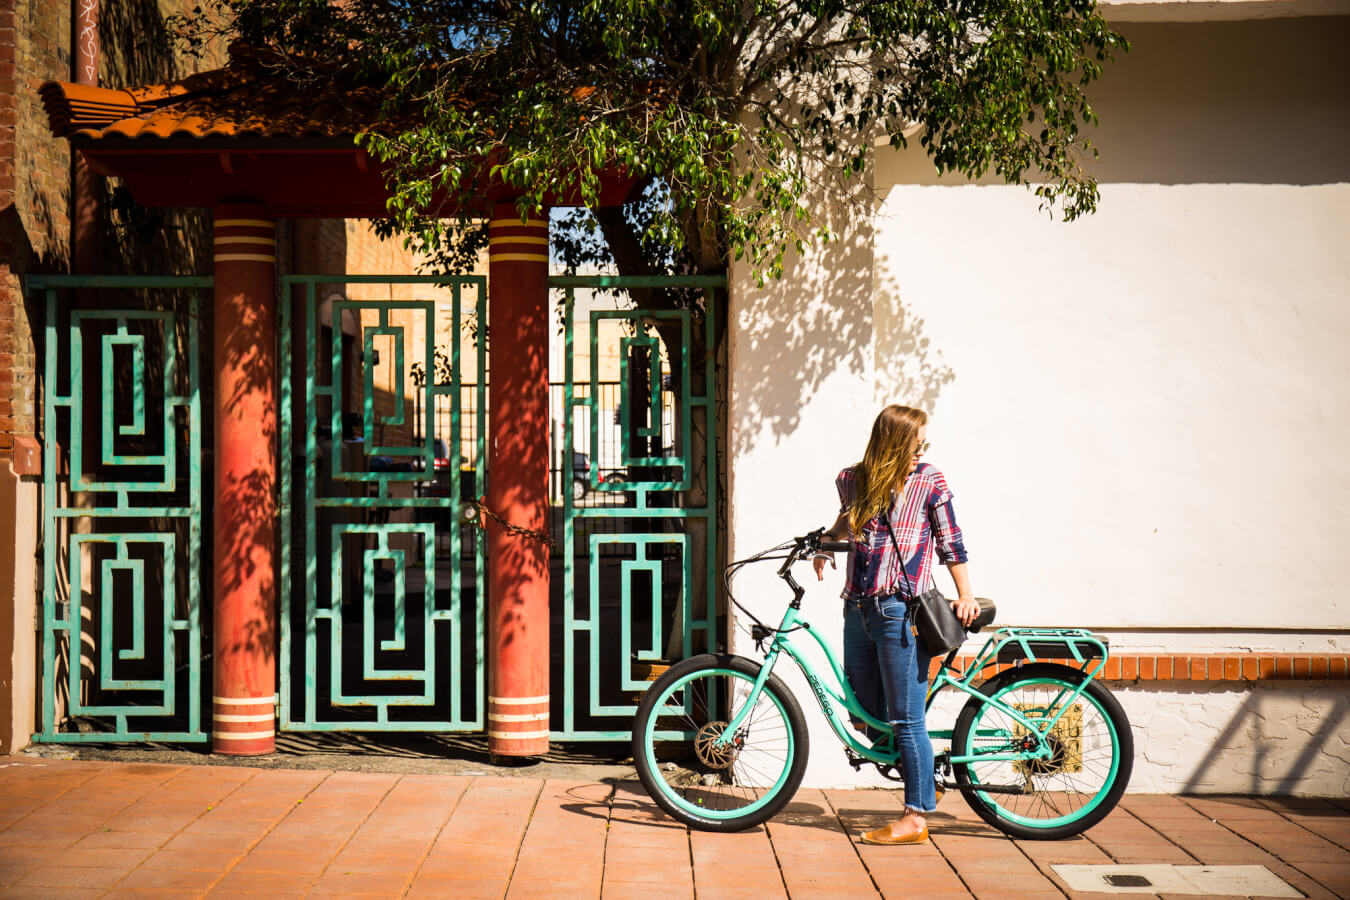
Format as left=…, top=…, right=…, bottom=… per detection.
left=278, top=275, right=487, bottom=731
left=32, top=275, right=208, bottom=743
left=29, top=271, right=716, bottom=743
left=552, top=274, right=722, bottom=740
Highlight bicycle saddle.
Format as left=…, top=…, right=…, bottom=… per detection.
left=968, top=597, right=997, bottom=633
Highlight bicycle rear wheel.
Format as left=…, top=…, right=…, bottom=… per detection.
left=952, top=662, right=1132, bottom=840
left=632, top=654, right=809, bottom=832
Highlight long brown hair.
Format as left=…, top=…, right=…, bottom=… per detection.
left=846, top=405, right=928, bottom=536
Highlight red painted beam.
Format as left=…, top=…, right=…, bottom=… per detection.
left=486, top=204, right=551, bottom=756
left=76, top=146, right=641, bottom=218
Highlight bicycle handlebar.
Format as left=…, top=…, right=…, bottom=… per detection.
left=791, top=527, right=852, bottom=557
left=732, top=529, right=997, bottom=631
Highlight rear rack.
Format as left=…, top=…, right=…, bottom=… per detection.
left=957, top=627, right=1111, bottom=681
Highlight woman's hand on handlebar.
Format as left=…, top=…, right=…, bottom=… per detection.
left=812, top=553, right=835, bottom=581
left=951, top=596, right=980, bottom=626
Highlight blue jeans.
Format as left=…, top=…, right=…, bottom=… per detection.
left=843, top=594, right=938, bottom=814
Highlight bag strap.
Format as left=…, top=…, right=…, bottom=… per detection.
left=880, top=511, right=919, bottom=602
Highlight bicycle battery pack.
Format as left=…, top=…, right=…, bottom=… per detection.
left=995, top=635, right=1110, bottom=664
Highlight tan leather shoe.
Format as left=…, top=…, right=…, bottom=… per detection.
left=860, top=825, right=930, bottom=845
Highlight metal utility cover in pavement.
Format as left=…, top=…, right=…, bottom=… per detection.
left=1051, top=864, right=1301, bottom=896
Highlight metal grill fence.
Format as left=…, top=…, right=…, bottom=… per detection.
left=415, top=382, right=677, bottom=554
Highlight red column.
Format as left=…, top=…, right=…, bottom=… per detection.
left=211, top=205, right=278, bottom=755
left=486, top=205, right=551, bottom=756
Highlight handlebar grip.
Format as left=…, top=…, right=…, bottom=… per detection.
left=818, top=541, right=853, bottom=553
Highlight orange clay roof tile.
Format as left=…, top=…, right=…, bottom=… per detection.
left=40, top=43, right=389, bottom=142
left=41, top=42, right=645, bottom=148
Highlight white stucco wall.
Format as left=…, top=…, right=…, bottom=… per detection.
left=869, top=182, right=1350, bottom=631
left=727, top=16, right=1350, bottom=793
left=1113, top=682, right=1350, bottom=793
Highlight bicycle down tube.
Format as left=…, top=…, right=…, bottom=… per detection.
left=716, top=603, right=891, bottom=759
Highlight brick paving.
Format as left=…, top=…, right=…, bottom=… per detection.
left=0, top=757, right=1346, bottom=899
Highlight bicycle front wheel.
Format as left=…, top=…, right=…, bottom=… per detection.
left=952, top=662, right=1133, bottom=840
left=632, top=654, right=809, bottom=832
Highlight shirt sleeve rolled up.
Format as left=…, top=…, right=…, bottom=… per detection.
left=928, top=487, right=968, bottom=565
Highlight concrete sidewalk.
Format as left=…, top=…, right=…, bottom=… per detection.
left=0, top=757, right=1346, bottom=899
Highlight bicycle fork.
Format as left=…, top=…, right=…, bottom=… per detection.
left=713, top=646, right=783, bottom=750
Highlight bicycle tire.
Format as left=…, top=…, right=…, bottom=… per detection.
left=951, top=662, right=1133, bottom=840
left=632, top=653, right=809, bottom=832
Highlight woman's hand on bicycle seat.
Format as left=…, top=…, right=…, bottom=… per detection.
left=812, top=553, right=835, bottom=581
left=952, top=596, right=980, bottom=627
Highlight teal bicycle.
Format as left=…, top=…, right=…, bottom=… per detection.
left=632, top=530, right=1133, bottom=839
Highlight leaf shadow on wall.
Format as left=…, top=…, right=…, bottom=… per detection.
left=871, top=256, right=956, bottom=420
left=731, top=212, right=954, bottom=459
left=214, top=290, right=279, bottom=670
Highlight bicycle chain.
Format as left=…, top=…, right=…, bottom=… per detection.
left=463, top=498, right=558, bottom=551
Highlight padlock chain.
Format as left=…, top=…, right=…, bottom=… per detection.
left=464, top=498, right=558, bottom=551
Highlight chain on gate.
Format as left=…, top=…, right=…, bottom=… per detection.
left=461, top=498, right=558, bottom=551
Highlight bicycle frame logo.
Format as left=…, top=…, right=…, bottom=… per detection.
left=804, top=672, right=836, bottom=720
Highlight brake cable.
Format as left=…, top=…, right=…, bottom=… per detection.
left=723, top=537, right=820, bottom=648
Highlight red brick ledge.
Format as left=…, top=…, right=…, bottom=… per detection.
left=932, top=653, right=1350, bottom=683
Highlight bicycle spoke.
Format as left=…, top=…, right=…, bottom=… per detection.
left=643, top=666, right=796, bottom=817
left=972, top=682, right=1117, bottom=825
left=960, top=676, right=1121, bottom=826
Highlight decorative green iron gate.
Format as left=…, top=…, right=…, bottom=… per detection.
left=31, top=275, right=208, bottom=743
left=551, top=275, right=722, bottom=740
left=279, top=275, right=488, bottom=731
left=29, top=271, right=718, bottom=744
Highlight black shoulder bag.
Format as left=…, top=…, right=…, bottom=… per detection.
left=882, top=515, right=967, bottom=655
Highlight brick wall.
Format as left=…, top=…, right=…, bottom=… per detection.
left=0, top=0, right=224, bottom=458
left=291, top=218, right=348, bottom=274
left=0, top=0, right=70, bottom=457
left=0, top=0, right=224, bottom=753
left=933, top=652, right=1350, bottom=684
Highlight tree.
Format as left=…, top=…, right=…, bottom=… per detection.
left=184, top=0, right=1124, bottom=656
left=197, top=0, right=1125, bottom=284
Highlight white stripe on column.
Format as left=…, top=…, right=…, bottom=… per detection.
left=488, top=712, right=549, bottom=723
left=487, top=695, right=550, bottom=705
left=214, top=729, right=276, bottom=740
left=213, top=695, right=277, bottom=706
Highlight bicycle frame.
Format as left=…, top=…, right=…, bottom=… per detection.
left=718, top=602, right=1111, bottom=770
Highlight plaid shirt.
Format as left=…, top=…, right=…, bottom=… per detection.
left=835, top=462, right=969, bottom=601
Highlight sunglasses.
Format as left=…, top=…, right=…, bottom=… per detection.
left=914, top=440, right=930, bottom=456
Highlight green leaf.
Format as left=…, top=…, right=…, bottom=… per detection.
left=210, top=0, right=1125, bottom=282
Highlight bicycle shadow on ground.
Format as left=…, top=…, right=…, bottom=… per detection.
left=557, top=781, right=1028, bottom=841
left=764, top=799, right=847, bottom=830
left=556, top=779, right=742, bottom=831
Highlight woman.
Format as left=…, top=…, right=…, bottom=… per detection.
left=814, top=404, right=979, bottom=845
